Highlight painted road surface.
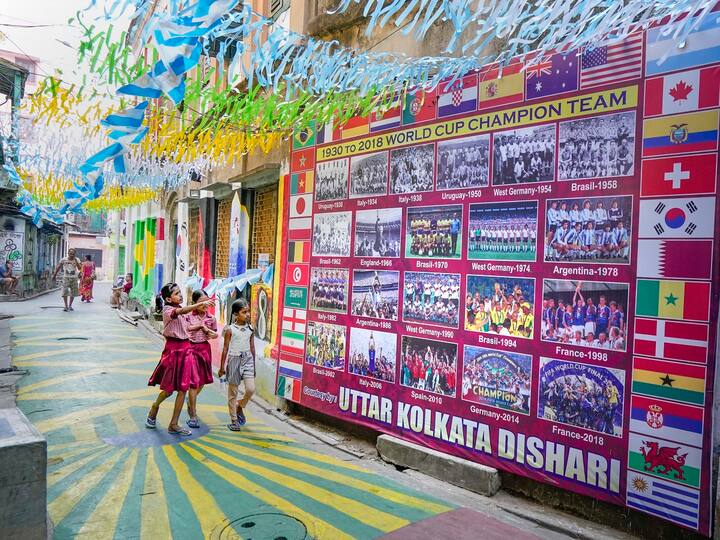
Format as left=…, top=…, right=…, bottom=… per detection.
left=10, top=300, right=450, bottom=539
left=9, top=293, right=544, bottom=540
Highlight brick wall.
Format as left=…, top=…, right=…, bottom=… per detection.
left=215, top=197, right=232, bottom=278
left=251, top=185, right=278, bottom=268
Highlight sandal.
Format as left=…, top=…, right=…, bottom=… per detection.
left=227, top=422, right=242, bottom=432
left=186, top=418, right=200, bottom=429
left=168, top=425, right=192, bottom=436
left=145, top=404, right=159, bottom=429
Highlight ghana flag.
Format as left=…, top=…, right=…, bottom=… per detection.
left=632, top=356, right=706, bottom=405
left=635, top=279, right=710, bottom=322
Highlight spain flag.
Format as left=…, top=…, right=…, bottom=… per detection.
left=478, top=61, right=524, bottom=109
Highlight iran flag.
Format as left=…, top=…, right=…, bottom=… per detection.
left=644, top=66, right=720, bottom=116
left=634, top=317, right=708, bottom=364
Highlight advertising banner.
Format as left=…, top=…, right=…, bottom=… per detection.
left=276, top=14, right=720, bottom=536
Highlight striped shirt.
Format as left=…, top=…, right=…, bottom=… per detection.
left=162, top=305, right=188, bottom=340
left=186, top=312, right=217, bottom=343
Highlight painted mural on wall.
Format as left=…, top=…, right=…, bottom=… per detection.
left=277, top=13, right=720, bottom=537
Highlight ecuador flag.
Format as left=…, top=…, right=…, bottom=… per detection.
left=642, top=110, right=719, bottom=157
left=635, top=279, right=710, bottom=322
left=632, top=357, right=706, bottom=406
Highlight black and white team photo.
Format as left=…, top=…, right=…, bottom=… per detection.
left=436, top=134, right=490, bottom=190
left=315, top=158, right=349, bottom=201
left=350, top=151, right=389, bottom=198
left=492, top=124, right=556, bottom=185
left=390, top=143, right=435, bottom=193
left=558, top=111, right=636, bottom=180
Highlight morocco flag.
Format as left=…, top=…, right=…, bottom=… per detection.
left=640, top=154, right=717, bottom=197
left=634, top=318, right=709, bottom=364
left=644, top=66, right=720, bottom=117
left=636, top=279, right=710, bottom=322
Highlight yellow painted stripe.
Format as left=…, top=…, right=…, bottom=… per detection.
left=19, top=387, right=157, bottom=402
left=191, top=440, right=409, bottom=532
left=14, top=333, right=147, bottom=345
left=75, top=449, right=140, bottom=539
left=206, top=429, right=294, bottom=443
left=182, top=443, right=353, bottom=540
left=47, top=448, right=110, bottom=486
left=48, top=440, right=98, bottom=454
left=141, top=450, right=172, bottom=540
left=49, top=449, right=128, bottom=524
left=14, top=346, right=156, bottom=362
left=210, top=433, right=368, bottom=473
left=16, top=358, right=158, bottom=369
left=19, top=368, right=150, bottom=395
left=34, top=399, right=133, bottom=433
left=204, top=435, right=450, bottom=514
left=70, top=422, right=97, bottom=444
left=162, top=445, right=227, bottom=538
left=48, top=444, right=103, bottom=465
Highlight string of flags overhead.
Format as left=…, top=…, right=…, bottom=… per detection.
left=12, top=0, right=716, bottom=224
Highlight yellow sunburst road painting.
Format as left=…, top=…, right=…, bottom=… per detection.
left=12, top=308, right=452, bottom=539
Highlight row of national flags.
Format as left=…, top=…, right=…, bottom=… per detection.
left=626, top=12, right=720, bottom=532
left=292, top=13, right=720, bottom=150
left=275, top=172, right=314, bottom=403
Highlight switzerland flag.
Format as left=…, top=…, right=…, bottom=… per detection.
left=640, top=153, right=717, bottom=197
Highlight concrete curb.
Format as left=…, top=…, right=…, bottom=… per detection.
left=377, top=434, right=501, bottom=497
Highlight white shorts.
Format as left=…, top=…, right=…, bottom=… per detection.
left=572, top=324, right=585, bottom=336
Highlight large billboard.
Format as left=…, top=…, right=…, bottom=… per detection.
left=276, top=14, right=720, bottom=536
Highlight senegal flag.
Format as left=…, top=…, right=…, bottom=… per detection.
left=635, top=279, right=710, bottom=322
left=632, top=356, right=706, bottom=405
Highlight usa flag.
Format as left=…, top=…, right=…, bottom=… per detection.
left=580, top=33, right=643, bottom=88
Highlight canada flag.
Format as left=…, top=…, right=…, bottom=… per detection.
left=645, top=66, right=720, bottom=116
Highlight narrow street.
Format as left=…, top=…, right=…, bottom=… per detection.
left=4, top=284, right=628, bottom=540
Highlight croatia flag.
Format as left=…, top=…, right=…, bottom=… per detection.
left=437, top=74, right=478, bottom=118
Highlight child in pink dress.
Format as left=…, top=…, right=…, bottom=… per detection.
left=146, top=283, right=213, bottom=436
left=185, top=289, right=218, bottom=428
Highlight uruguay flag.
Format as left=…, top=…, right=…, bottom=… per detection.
left=646, top=13, right=720, bottom=76
left=437, top=74, right=478, bottom=118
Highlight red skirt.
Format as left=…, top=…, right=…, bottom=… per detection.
left=189, top=341, right=214, bottom=386
left=148, top=338, right=199, bottom=394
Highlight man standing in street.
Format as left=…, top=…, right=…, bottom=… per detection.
left=52, top=248, right=81, bottom=312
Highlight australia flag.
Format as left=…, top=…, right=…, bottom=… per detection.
left=525, top=52, right=579, bottom=100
